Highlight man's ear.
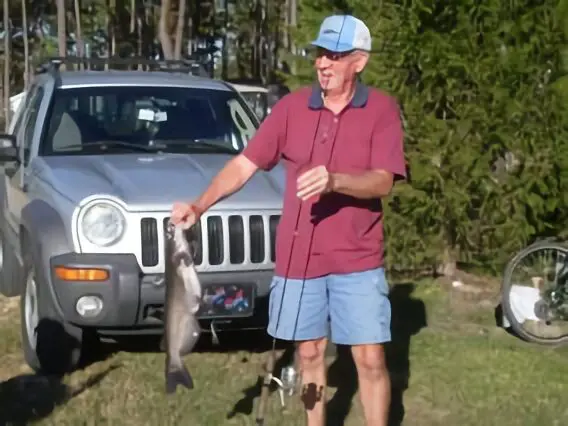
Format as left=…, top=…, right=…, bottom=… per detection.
left=355, top=51, right=370, bottom=73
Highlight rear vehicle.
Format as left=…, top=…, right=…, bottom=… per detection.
left=229, top=83, right=271, bottom=121
left=0, top=58, right=284, bottom=374
left=228, top=80, right=290, bottom=122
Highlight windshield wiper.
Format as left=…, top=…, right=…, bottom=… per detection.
left=55, top=140, right=163, bottom=153
left=151, top=138, right=240, bottom=155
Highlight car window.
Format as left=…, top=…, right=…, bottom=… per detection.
left=9, top=87, right=35, bottom=136
left=23, top=87, right=45, bottom=151
left=39, top=85, right=259, bottom=156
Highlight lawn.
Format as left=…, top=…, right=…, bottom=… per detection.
left=0, top=278, right=567, bottom=426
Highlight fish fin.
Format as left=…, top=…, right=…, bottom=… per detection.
left=159, top=335, right=166, bottom=352
left=166, top=365, right=194, bottom=394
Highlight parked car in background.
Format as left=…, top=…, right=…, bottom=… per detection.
left=228, top=79, right=290, bottom=122
left=229, top=83, right=270, bottom=121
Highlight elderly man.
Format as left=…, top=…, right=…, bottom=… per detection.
left=171, top=14, right=406, bottom=426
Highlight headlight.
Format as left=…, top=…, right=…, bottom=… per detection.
left=81, top=202, right=126, bottom=247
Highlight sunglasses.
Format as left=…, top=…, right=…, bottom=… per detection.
left=314, top=48, right=356, bottom=61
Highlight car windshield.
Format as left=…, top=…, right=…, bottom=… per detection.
left=40, top=85, right=259, bottom=156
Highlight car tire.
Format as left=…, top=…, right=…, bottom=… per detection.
left=20, top=248, right=84, bottom=375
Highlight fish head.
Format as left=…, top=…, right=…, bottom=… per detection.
left=165, top=219, right=177, bottom=241
left=166, top=221, right=201, bottom=267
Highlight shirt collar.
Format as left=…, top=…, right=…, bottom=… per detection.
left=308, top=80, right=369, bottom=110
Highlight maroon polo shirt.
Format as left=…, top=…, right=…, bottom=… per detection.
left=242, top=82, right=406, bottom=279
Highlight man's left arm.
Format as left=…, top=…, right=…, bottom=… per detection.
left=331, top=98, right=407, bottom=199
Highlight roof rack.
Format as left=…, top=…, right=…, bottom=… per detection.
left=35, top=56, right=210, bottom=78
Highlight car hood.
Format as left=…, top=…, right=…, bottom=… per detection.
left=35, top=153, right=285, bottom=211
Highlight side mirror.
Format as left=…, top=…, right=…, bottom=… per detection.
left=0, top=134, right=18, bottom=162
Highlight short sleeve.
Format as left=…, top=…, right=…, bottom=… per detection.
left=242, top=96, right=288, bottom=171
left=370, top=97, right=407, bottom=181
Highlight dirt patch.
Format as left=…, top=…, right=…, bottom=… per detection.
left=435, top=271, right=501, bottom=321
left=437, top=269, right=501, bottom=297
left=0, top=296, right=20, bottom=322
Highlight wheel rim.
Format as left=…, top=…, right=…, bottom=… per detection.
left=24, top=271, right=39, bottom=351
left=0, top=234, right=4, bottom=273
left=505, top=244, right=568, bottom=341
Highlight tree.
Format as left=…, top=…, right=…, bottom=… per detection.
left=158, top=0, right=173, bottom=59
left=21, top=0, right=28, bottom=87
left=74, top=0, right=83, bottom=60
left=56, top=0, right=65, bottom=58
left=173, top=0, right=185, bottom=60
left=3, top=0, right=10, bottom=131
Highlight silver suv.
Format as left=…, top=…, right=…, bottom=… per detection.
left=0, top=58, right=283, bottom=374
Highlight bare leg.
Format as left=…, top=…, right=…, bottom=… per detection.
left=351, top=343, right=390, bottom=426
left=297, top=337, right=328, bottom=426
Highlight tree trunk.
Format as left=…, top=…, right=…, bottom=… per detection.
left=74, top=0, right=83, bottom=60
left=288, top=0, right=296, bottom=74
left=437, top=246, right=458, bottom=278
left=110, top=0, right=116, bottom=57
left=221, top=0, right=228, bottom=79
left=130, top=0, right=135, bottom=33
left=159, top=0, right=174, bottom=59
left=21, top=0, right=29, bottom=88
left=173, top=0, right=186, bottom=60
left=56, top=0, right=66, bottom=58
left=3, top=0, right=11, bottom=131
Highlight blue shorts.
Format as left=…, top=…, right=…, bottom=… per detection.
left=267, top=267, right=391, bottom=345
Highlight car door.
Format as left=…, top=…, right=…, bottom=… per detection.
left=4, top=85, right=44, bottom=237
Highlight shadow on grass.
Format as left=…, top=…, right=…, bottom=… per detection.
left=0, top=319, right=121, bottom=425
left=223, top=282, right=428, bottom=425
left=0, top=366, right=120, bottom=425
left=226, top=343, right=296, bottom=420
left=386, top=283, right=428, bottom=426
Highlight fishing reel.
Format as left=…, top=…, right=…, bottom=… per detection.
left=276, top=364, right=299, bottom=407
left=260, top=363, right=299, bottom=409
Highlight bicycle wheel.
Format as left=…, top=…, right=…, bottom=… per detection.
left=501, top=240, right=568, bottom=346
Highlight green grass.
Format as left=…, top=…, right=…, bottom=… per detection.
left=0, top=280, right=567, bottom=425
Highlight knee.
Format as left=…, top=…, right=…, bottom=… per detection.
left=352, top=345, right=389, bottom=381
left=297, top=339, right=326, bottom=370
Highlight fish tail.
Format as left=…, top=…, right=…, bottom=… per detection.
left=165, top=364, right=194, bottom=394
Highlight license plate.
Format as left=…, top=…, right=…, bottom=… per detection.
left=197, top=283, right=255, bottom=319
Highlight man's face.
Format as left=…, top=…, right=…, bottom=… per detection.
left=314, top=48, right=368, bottom=91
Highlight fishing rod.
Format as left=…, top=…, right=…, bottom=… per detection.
left=255, top=95, right=346, bottom=424
left=254, top=106, right=323, bottom=425
left=255, top=18, right=349, bottom=425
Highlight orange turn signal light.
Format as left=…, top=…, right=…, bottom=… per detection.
left=54, top=267, right=109, bottom=282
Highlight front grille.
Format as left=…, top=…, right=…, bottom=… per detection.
left=249, top=215, right=265, bottom=263
left=140, top=218, right=159, bottom=266
left=139, top=213, right=281, bottom=268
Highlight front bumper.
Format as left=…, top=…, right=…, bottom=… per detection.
left=49, top=253, right=273, bottom=333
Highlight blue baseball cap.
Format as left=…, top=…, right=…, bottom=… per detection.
left=311, top=15, right=372, bottom=53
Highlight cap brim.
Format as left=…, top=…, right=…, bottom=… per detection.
left=310, top=39, right=355, bottom=53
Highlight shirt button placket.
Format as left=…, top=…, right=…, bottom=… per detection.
left=327, top=116, right=339, bottom=144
